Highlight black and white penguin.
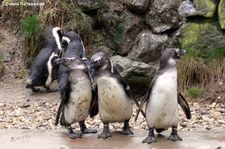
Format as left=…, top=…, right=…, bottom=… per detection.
left=26, top=27, right=63, bottom=92
left=55, top=56, right=97, bottom=139
left=136, top=48, right=191, bottom=144
left=90, top=52, right=138, bottom=139
left=56, top=31, right=97, bottom=138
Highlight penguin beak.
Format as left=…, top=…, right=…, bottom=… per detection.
left=54, top=58, right=64, bottom=65
left=179, top=50, right=186, bottom=56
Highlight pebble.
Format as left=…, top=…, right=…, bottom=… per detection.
left=0, top=101, right=224, bottom=131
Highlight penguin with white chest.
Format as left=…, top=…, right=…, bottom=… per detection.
left=90, top=52, right=137, bottom=139
left=136, top=48, right=191, bottom=144
left=26, top=27, right=63, bottom=92
left=55, top=56, right=97, bottom=139
left=55, top=31, right=97, bottom=138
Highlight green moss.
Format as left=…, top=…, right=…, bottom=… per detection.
left=195, top=0, right=217, bottom=17
left=218, top=0, right=225, bottom=29
left=185, top=86, right=205, bottom=99
left=180, top=20, right=225, bottom=54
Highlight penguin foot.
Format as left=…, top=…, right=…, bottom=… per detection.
left=168, top=133, right=182, bottom=142
left=98, top=123, right=112, bottom=139
left=121, top=120, right=133, bottom=135
left=142, top=135, right=157, bottom=144
left=82, top=128, right=97, bottom=134
left=121, top=127, right=133, bottom=135
left=31, top=87, right=40, bottom=92
left=142, top=127, right=156, bottom=144
left=68, top=127, right=82, bottom=139
left=98, top=130, right=112, bottom=139
left=168, top=127, right=182, bottom=142
left=79, top=121, right=97, bottom=134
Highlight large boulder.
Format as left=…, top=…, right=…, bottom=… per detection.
left=146, top=0, right=182, bottom=33
left=218, top=0, right=225, bottom=29
left=111, top=55, right=156, bottom=95
left=193, top=0, right=217, bottom=18
left=178, top=20, right=225, bottom=52
left=123, top=0, right=151, bottom=14
left=178, top=0, right=196, bottom=17
left=128, top=30, right=169, bottom=64
left=97, top=3, right=144, bottom=55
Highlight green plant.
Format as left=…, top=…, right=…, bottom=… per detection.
left=185, top=86, right=205, bottom=99
left=21, top=15, right=44, bottom=67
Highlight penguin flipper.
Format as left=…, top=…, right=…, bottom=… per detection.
left=55, top=81, right=71, bottom=126
left=178, top=93, right=191, bottom=119
left=135, top=74, right=159, bottom=121
left=89, top=85, right=98, bottom=118
left=112, top=67, right=145, bottom=117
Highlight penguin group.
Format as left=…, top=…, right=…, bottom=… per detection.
left=26, top=27, right=191, bottom=144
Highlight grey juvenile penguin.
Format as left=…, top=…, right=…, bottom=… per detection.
left=90, top=52, right=137, bottom=139
left=136, top=48, right=191, bottom=144
left=56, top=31, right=96, bottom=135
left=55, top=56, right=97, bottom=139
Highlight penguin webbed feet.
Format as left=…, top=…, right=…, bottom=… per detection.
left=31, top=86, right=40, bottom=92
left=121, top=120, right=133, bottom=135
left=98, top=123, right=112, bottom=139
left=79, top=121, right=97, bottom=134
left=67, top=127, right=82, bottom=139
left=168, top=127, right=182, bottom=142
left=142, top=128, right=156, bottom=144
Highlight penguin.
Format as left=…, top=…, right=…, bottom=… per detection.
left=55, top=56, right=97, bottom=139
left=135, top=48, right=191, bottom=144
left=26, top=27, right=63, bottom=92
left=90, top=52, right=144, bottom=139
left=56, top=31, right=97, bottom=138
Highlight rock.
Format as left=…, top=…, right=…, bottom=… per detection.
left=97, top=7, right=144, bottom=54
left=209, top=102, right=217, bottom=108
left=192, top=0, right=217, bottom=18
left=128, top=30, right=169, bottom=64
left=111, top=55, right=156, bottom=94
left=178, top=20, right=225, bottom=52
left=74, top=0, right=105, bottom=12
left=145, top=0, right=182, bottom=33
left=218, top=0, right=225, bottom=29
left=123, top=0, right=150, bottom=14
left=178, top=0, right=196, bottom=17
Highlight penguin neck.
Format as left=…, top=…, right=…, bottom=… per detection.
left=96, top=61, right=113, bottom=77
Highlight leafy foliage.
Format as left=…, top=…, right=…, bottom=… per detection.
left=21, top=15, right=44, bottom=67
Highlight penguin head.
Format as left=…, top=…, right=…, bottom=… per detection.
left=54, top=56, right=86, bottom=70
left=160, top=48, right=186, bottom=69
left=52, top=27, right=63, bottom=50
left=90, top=52, right=112, bottom=72
left=63, top=31, right=81, bottom=43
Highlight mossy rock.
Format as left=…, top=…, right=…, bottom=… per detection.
left=218, top=0, right=225, bottom=29
left=193, top=0, right=217, bottom=18
left=179, top=20, right=225, bottom=54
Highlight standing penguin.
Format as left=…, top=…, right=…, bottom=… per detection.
left=26, top=27, right=63, bottom=92
left=55, top=56, right=97, bottom=139
left=90, top=52, right=141, bottom=139
left=56, top=31, right=97, bottom=138
left=135, top=48, right=191, bottom=144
